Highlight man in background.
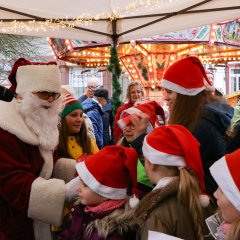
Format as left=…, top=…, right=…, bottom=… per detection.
left=82, top=88, right=108, bottom=149
left=78, top=77, right=101, bottom=103
left=102, top=97, right=114, bottom=146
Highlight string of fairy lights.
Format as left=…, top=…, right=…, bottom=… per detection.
left=52, top=41, right=240, bottom=67
left=0, top=0, right=177, bottom=33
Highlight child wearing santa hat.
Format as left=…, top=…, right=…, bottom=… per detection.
left=116, top=101, right=165, bottom=198
left=160, top=56, right=233, bottom=197
left=96, top=125, right=214, bottom=240
left=57, top=145, right=138, bottom=240
left=208, top=149, right=240, bottom=240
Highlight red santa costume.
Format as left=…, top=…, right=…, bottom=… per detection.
left=0, top=58, right=77, bottom=240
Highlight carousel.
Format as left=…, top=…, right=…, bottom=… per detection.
left=48, top=19, right=240, bottom=94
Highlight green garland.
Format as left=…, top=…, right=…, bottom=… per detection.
left=108, top=46, right=122, bottom=116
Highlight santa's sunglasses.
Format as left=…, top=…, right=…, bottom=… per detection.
left=33, top=91, right=61, bottom=101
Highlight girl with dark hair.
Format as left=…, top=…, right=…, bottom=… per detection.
left=52, top=95, right=98, bottom=239
left=58, top=94, right=98, bottom=160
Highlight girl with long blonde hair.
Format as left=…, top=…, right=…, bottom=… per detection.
left=131, top=124, right=214, bottom=240
left=113, top=81, right=144, bottom=142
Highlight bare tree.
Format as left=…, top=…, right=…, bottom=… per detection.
left=0, top=33, right=53, bottom=86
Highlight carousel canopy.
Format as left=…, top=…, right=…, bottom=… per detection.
left=48, top=19, right=240, bottom=88
left=0, top=0, right=239, bottom=43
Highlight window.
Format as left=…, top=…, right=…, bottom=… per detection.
left=234, top=77, right=237, bottom=92
left=232, top=69, right=240, bottom=74
left=231, top=77, right=236, bottom=92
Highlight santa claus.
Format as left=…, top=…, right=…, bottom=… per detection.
left=0, top=58, right=80, bottom=240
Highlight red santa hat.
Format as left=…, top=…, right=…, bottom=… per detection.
left=76, top=145, right=138, bottom=200
left=142, top=125, right=205, bottom=192
left=8, top=58, right=61, bottom=95
left=210, top=149, right=240, bottom=211
left=160, top=56, right=212, bottom=96
left=117, top=101, right=165, bottom=132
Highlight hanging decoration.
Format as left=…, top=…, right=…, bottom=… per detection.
left=136, top=57, right=148, bottom=81
left=108, top=46, right=122, bottom=116
left=156, top=59, right=166, bottom=80
left=142, top=66, right=149, bottom=81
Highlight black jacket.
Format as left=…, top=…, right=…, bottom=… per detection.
left=192, top=103, right=233, bottom=196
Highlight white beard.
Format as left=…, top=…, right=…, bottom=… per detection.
left=16, top=93, right=61, bottom=151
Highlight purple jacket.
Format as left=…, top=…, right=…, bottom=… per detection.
left=58, top=205, right=135, bottom=240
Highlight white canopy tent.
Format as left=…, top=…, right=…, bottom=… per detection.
left=0, top=0, right=239, bottom=44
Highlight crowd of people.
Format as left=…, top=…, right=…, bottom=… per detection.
left=0, top=56, right=239, bottom=240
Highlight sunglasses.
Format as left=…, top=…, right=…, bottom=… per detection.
left=33, top=91, right=61, bottom=101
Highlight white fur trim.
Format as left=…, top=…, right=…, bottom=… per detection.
left=210, top=157, right=240, bottom=211
left=121, top=107, right=141, bottom=117
left=153, top=177, right=177, bottom=190
left=16, top=65, right=61, bottom=95
left=28, top=177, right=65, bottom=227
left=38, top=147, right=53, bottom=179
left=33, top=221, right=52, bottom=240
left=129, top=194, right=139, bottom=208
left=117, top=118, right=128, bottom=130
left=76, top=162, right=127, bottom=199
left=118, top=107, right=153, bottom=133
left=0, top=99, right=39, bottom=145
left=53, top=158, right=76, bottom=183
left=160, top=79, right=205, bottom=96
left=142, top=137, right=186, bottom=166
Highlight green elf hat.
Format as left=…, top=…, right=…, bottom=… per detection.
left=60, top=94, right=83, bottom=118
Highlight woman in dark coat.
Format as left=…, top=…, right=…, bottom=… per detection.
left=160, top=56, right=233, bottom=197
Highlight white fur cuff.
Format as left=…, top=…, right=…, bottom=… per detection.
left=53, top=158, right=76, bottom=183
left=28, top=177, right=65, bottom=227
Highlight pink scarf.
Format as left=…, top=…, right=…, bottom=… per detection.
left=217, top=221, right=231, bottom=240
left=84, top=199, right=125, bottom=214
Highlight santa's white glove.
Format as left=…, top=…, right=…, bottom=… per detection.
left=65, top=176, right=81, bottom=201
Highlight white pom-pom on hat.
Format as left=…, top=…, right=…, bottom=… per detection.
left=199, top=194, right=210, bottom=207
left=129, top=194, right=139, bottom=208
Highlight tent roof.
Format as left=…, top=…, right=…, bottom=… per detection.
left=0, top=0, right=239, bottom=43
